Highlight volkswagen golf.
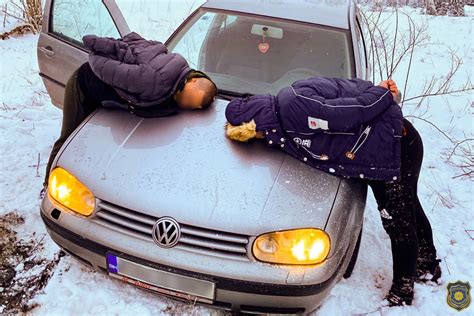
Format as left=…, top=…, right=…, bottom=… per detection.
left=39, top=0, right=370, bottom=313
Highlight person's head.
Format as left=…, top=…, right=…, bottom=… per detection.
left=224, top=94, right=279, bottom=142
left=225, top=120, right=265, bottom=142
left=174, top=76, right=217, bottom=110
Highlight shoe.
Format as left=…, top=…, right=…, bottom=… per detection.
left=385, top=277, right=414, bottom=306
left=417, top=257, right=442, bottom=283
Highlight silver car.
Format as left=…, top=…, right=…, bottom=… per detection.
left=39, top=0, right=369, bottom=313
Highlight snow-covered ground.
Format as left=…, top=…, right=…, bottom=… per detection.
left=1, top=2, right=473, bottom=315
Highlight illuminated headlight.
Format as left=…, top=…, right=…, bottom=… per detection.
left=252, top=228, right=331, bottom=265
left=48, top=167, right=95, bottom=216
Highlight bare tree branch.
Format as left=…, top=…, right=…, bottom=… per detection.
left=405, top=115, right=456, bottom=143
left=403, top=86, right=474, bottom=103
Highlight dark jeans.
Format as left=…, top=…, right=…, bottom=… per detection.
left=368, top=119, right=437, bottom=282
left=43, top=62, right=122, bottom=186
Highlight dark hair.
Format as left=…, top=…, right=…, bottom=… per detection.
left=196, top=77, right=217, bottom=109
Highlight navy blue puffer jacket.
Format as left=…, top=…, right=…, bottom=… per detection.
left=225, top=77, right=404, bottom=181
left=83, top=32, right=191, bottom=107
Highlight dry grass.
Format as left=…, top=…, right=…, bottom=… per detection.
left=1, top=0, right=42, bottom=39
left=0, top=211, right=65, bottom=313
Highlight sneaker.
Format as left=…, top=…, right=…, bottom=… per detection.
left=386, top=277, right=414, bottom=306
left=417, top=258, right=442, bottom=283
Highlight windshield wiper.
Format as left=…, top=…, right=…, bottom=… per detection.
left=217, top=89, right=254, bottom=101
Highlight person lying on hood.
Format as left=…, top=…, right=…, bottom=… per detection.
left=42, top=32, right=217, bottom=191
left=224, top=77, right=441, bottom=307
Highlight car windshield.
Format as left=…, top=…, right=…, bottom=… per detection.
left=167, top=9, right=354, bottom=96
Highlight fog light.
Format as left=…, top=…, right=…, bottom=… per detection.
left=252, top=228, right=330, bottom=265
left=48, top=167, right=95, bottom=216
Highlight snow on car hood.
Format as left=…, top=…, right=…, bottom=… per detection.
left=56, top=99, right=340, bottom=235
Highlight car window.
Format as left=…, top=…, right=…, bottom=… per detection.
left=167, top=9, right=354, bottom=96
left=51, top=0, right=120, bottom=46
left=171, top=12, right=216, bottom=69
left=114, top=0, right=204, bottom=42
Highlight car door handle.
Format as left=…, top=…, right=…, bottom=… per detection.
left=39, top=46, right=55, bottom=56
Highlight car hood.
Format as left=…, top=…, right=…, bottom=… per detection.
left=56, top=99, right=341, bottom=236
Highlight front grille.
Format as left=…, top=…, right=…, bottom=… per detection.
left=92, top=200, right=250, bottom=261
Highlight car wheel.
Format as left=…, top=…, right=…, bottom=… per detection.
left=343, top=226, right=362, bottom=279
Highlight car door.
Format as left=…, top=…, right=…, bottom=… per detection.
left=37, top=0, right=130, bottom=108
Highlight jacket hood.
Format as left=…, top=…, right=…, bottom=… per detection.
left=225, top=94, right=280, bottom=132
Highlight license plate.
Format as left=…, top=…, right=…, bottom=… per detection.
left=106, top=253, right=215, bottom=304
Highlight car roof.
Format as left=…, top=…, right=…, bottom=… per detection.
left=202, top=0, right=353, bottom=30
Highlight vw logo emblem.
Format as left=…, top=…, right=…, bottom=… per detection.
left=152, top=217, right=181, bottom=248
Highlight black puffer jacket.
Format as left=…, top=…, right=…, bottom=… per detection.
left=226, top=77, right=403, bottom=181
left=82, top=32, right=191, bottom=107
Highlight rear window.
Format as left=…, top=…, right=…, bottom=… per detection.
left=167, top=9, right=354, bottom=95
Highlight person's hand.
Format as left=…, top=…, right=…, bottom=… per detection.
left=378, top=80, right=389, bottom=89
left=387, top=79, right=399, bottom=97
left=379, top=79, right=401, bottom=103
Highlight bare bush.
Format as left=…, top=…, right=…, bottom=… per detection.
left=444, top=138, right=474, bottom=180
left=1, top=0, right=42, bottom=39
left=402, top=50, right=473, bottom=109
left=426, top=0, right=466, bottom=16
left=361, top=5, right=473, bottom=180
left=359, top=0, right=466, bottom=16
left=405, top=114, right=474, bottom=180
left=360, top=8, right=430, bottom=88
left=426, top=181, right=463, bottom=208
left=360, top=6, right=473, bottom=105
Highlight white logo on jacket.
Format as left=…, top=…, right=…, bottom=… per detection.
left=308, top=116, right=329, bottom=130
left=293, top=137, right=312, bottom=148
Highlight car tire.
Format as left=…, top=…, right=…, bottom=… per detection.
left=343, top=226, right=362, bottom=279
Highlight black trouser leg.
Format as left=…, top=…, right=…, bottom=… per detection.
left=368, top=119, right=436, bottom=282
left=43, top=62, right=122, bottom=186
left=369, top=178, right=419, bottom=281
left=413, top=186, right=437, bottom=260
left=402, top=120, right=437, bottom=262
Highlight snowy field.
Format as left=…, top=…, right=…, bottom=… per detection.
left=1, top=1, right=473, bottom=315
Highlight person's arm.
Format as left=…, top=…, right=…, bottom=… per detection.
left=291, top=84, right=394, bottom=132
left=82, top=33, right=172, bottom=102
left=87, top=56, right=156, bottom=96
left=292, top=77, right=375, bottom=99
left=82, top=33, right=167, bottom=62
left=83, top=35, right=124, bottom=56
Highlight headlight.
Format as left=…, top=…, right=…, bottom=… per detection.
left=48, top=167, right=95, bottom=216
left=252, top=228, right=330, bottom=265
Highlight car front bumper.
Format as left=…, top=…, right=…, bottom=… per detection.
left=40, top=199, right=350, bottom=314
